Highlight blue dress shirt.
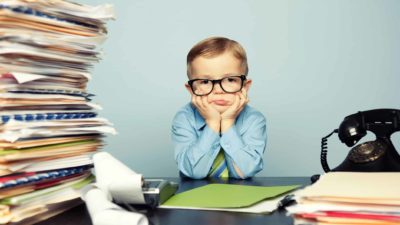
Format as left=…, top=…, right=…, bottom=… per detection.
left=171, top=103, right=267, bottom=179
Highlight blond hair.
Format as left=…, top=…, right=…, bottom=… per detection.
left=186, top=37, right=248, bottom=78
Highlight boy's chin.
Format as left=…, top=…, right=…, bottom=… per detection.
left=211, top=104, right=229, bottom=114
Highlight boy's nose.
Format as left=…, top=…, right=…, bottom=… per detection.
left=212, top=82, right=224, bottom=94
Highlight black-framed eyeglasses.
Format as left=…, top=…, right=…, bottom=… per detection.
left=188, top=75, right=246, bottom=96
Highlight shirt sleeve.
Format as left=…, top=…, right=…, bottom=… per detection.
left=171, top=111, right=221, bottom=179
left=220, top=111, right=267, bottom=179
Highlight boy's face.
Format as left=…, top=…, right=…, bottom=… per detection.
left=186, top=51, right=252, bottom=113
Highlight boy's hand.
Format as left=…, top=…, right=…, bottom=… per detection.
left=220, top=89, right=249, bottom=132
left=191, top=95, right=221, bottom=132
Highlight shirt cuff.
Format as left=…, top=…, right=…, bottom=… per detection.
left=196, top=125, right=221, bottom=156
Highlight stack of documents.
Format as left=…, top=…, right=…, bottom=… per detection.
left=287, top=172, right=400, bottom=225
left=0, top=0, right=115, bottom=223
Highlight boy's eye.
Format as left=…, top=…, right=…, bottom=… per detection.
left=199, top=80, right=209, bottom=84
left=227, top=77, right=238, bottom=83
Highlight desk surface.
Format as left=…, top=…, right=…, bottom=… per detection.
left=35, top=177, right=310, bottom=225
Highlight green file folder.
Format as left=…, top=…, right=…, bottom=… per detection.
left=162, top=183, right=299, bottom=208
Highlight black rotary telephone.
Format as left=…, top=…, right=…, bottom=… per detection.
left=320, top=108, right=400, bottom=172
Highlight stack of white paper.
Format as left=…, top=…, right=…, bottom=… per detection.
left=80, top=152, right=150, bottom=225
left=0, top=0, right=115, bottom=224
left=287, top=172, right=400, bottom=225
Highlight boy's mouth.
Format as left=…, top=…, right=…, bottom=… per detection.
left=212, top=100, right=228, bottom=106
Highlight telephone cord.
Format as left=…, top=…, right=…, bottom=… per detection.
left=320, top=129, right=338, bottom=172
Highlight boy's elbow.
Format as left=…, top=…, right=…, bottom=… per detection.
left=180, top=170, right=208, bottom=179
left=177, top=157, right=209, bottom=179
left=191, top=174, right=208, bottom=179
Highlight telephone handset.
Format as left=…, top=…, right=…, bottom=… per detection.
left=320, top=109, right=400, bottom=172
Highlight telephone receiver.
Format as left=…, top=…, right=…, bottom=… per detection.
left=320, top=108, right=400, bottom=173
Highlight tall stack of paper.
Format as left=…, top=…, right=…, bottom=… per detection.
left=287, top=172, right=400, bottom=225
left=0, top=0, right=115, bottom=224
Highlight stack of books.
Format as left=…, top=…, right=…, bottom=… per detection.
left=287, top=172, right=400, bottom=225
left=0, top=0, right=115, bottom=224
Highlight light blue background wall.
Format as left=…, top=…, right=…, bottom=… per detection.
left=80, top=0, right=400, bottom=177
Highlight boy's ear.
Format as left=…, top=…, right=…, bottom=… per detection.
left=185, top=83, right=193, bottom=94
left=243, top=79, right=252, bottom=92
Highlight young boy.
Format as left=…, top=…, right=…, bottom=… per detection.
left=171, top=37, right=267, bottom=179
